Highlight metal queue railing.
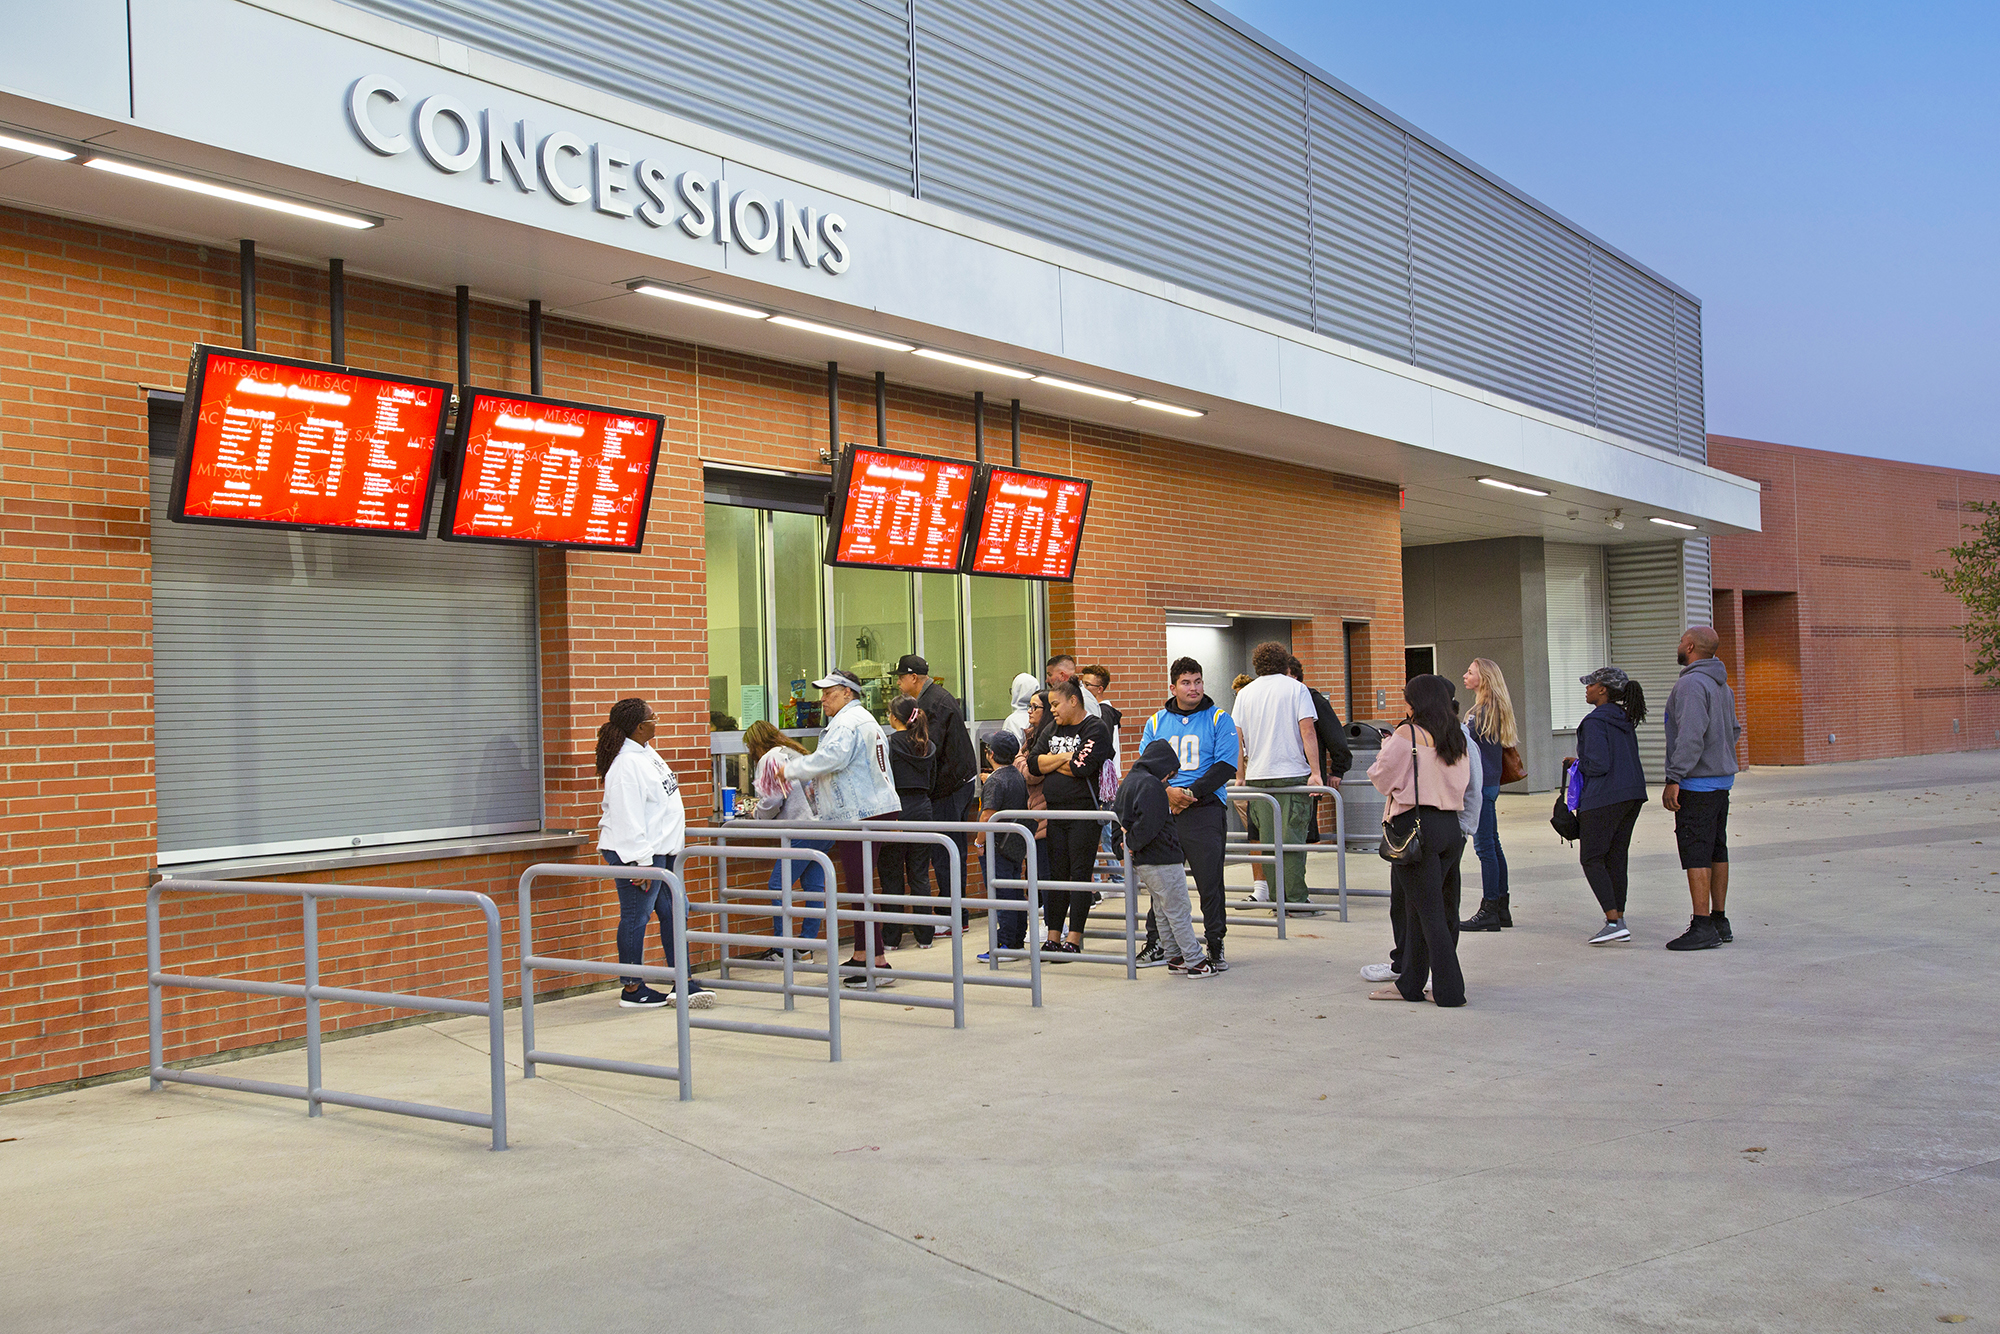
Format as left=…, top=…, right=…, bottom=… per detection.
left=986, top=809, right=1139, bottom=979
left=1224, top=784, right=1366, bottom=929
left=148, top=878, right=509, bottom=1150
left=699, top=818, right=1047, bottom=1006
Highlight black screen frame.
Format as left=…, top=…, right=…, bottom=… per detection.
left=957, top=463, right=1094, bottom=582
left=821, top=443, right=981, bottom=575
left=166, top=343, right=452, bottom=539
left=436, top=386, right=666, bottom=553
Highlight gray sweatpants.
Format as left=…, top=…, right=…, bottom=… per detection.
left=1136, top=863, right=1205, bottom=964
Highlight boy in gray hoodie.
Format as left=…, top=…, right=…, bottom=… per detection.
left=1115, top=740, right=1216, bottom=977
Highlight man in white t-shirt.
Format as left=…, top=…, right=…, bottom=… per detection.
left=1231, top=641, right=1323, bottom=907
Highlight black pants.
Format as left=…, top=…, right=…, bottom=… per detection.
left=938, top=779, right=977, bottom=926
left=880, top=792, right=951, bottom=947
left=837, top=812, right=901, bottom=957
left=1388, top=807, right=1466, bottom=1006
left=1579, top=799, right=1644, bottom=915
left=1043, top=810, right=1097, bottom=937
left=1143, top=800, right=1228, bottom=953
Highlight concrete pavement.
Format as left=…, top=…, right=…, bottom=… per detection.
left=4, top=752, right=1997, bottom=1332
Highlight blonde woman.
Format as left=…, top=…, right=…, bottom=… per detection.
left=1459, top=658, right=1519, bottom=932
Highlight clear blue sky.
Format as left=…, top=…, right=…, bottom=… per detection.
left=1222, top=0, right=1999, bottom=474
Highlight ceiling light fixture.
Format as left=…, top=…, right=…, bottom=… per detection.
left=768, top=315, right=915, bottom=352
left=82, top=157, right=378, bottom=229
left=1477, top=477, right=1551, bottom=497
left=1648, top=516, right=1697, bottom=530
left=911, top=348, right=1033, bottom=378
left=1032, top=375, right=1135, bottom=402
left=1132, top=398, right=1205, bottom=418
left=0, top=131, right=76, bottom=161
left=627, top=281, right=769, bottom=318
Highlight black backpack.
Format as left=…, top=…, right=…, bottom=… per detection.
left=1550, top=758, right=1582, bottom=843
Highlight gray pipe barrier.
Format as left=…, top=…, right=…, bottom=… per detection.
left=695, top=818, right=1046, bottom=1006
left=984, top=809, right=1139, bottom=979
left=1224, top=784, right=1367, bottom=929
left=148, top=877, right=508, bottom=1150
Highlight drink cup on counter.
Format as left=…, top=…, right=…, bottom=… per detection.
left=721, top=787, right=737, bottom=818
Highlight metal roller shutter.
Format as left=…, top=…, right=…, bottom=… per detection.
left=1605, top=542, right=1685, bottom=781
left=149, top=416, right=544, bottom=864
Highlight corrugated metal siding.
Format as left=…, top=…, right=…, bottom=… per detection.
left=1683, top=535, right=1712, bottom=630
left=1306, top=83, right=1414, bottom=361
left=1606, top=541, right=1685, bottom=781
left=1589, top=247, right=1678, bottom=454
left=1406, top=138, right=1596, bottom=424
left=1672, top=296, right=1707, bottom=462
left=913, top=0, right=1311, bottom=326
left=354, top=0, right=921, bottom=191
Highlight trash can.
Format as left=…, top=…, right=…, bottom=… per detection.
left=1341, top=721, right=1386, bottom=848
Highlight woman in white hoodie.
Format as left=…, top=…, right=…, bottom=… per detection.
left=598, top=698, right=713, bottom=1010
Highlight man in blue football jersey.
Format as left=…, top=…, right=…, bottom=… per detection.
left=1137, top=657, right=1240, bottom=969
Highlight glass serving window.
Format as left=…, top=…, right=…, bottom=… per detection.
left=968, top=576, right=1037, bottom=721
left=705, top=503, right=768, bottom=731
left=830, top=565, right=914, bottom=725
left=919, top=572, right=965, bottom=704
left=771, top=510, right=827, bottom=729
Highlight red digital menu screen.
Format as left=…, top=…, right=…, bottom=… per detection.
left=826, top=447, right=978, bottom=572
left=963, top=466, right=1093, bottom=581
left=168, top=346, right=450, bottom=536
left=440, top=389, right=665, bottom=551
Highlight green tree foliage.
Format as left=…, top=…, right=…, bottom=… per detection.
left=1932, top=499, right=2000, bottom=684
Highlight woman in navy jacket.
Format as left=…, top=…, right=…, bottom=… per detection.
left=1572, top=667, right=1649, bottom=945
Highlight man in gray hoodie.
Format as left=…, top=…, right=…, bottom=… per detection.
left=1661, top=626, right=1742, bottom=951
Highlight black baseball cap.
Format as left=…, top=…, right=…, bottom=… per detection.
left=894, top=654, right=928, bottom=677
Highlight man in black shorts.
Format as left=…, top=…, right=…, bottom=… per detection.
left=1661, top=626, right=1741, bottom=951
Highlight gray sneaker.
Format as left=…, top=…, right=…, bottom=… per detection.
left=1359, top=962, right=1399, bottom=982
left=1588, top=920, right=1632, bottom=945
left=1136, top=943, right=1169, bottom=968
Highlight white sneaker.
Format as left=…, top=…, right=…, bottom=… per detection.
left=1588, top=920, right=1632, bottom=946
left=1251, top=880, right=1271, bottom=902
left=683, top=987, right=717, bottom=1009
left=1359, top=962, right=1399, bottom=983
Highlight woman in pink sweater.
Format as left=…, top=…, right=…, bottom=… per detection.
left=1366, top=674, right=1472, bottom=1006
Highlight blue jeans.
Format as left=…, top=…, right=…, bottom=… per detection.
left=1473, top=785, right=1509, bottom=901
left=768, top=839, right=833, bottom=941
left=602, top=851, right=686, bottom=988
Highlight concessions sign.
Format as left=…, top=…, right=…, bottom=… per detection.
left=962, top=466, right=1092, bottom=581
left=825, top=446, right=977, bottom=573
left=440, top=389, right=665, bottom=551
left=168, top=345, right=451, bottom=537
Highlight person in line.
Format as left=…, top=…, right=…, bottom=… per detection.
left=878, top=695, right=939, bottom=950
left=1288, top=656, right=1352, bottom=884
left=895, top=654, right=978, bottom=936
left=1231, top=672, right=1253, bottom=695
left=1078, top=663, right=1125, bottom=880
left=782, top=668, right=903, bottom=988
left=740, top=720, right=831, bottom=961
left=1662, top=626, right=1741, bottom=951
left=1137, top=658, right=1240, bottom=970
left=1365, top=675, right=1471, bottom=1006
left=597, top=698, right=715, bottom=1010
left=1458, top=657, right=1520, bottom=932
left=973, top=731, right=1031, bottom=961
left=1572, top=667, right=1649, bottom=945
left=1012, top=689, right=1057, bottom=952
left=1001, top=672, right=1040, bottom=746
left=1045, top=653, right=1104, bottom=717
left=1026, top=678, right=1113, bottom=952
left=1116, top=739, right=1217, bottom=977
left=1232, top=642, right=1323, bottom=909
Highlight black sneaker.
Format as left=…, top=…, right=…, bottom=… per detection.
left=748, top=947, right=785, bottom=962
left=618, top=985, right=670, bottom=1008
left=1136, top=943, right=1168, bottom=968
left=1665, top=916, right=1722, bottom=951
left=1181, top=959, right=1219, bottom=978
left=840, top=962, right=894, bottom=989
left=1710, top=910, right=1733, bottom=943
left=1207, top=944, right=1228, bottom=972
left=1166, top=956, right=1188, bottom=974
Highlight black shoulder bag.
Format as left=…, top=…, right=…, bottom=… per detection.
left=1377, top=723, right=1424, bottom=865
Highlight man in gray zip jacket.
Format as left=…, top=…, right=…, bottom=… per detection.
left=1661, top=626, right=1742, bottom=952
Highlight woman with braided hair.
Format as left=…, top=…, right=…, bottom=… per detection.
left=597, top=698, right=714, bottom=1009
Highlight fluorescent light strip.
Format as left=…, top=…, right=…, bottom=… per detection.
left=628, top=282, right=770, bottom=319
left=768, top=315, right=915, bottom=352
left=0, top=132, right=75, bottom=162
left=912, top=348, right=1033, bottom=379
left=1032, top=375, right=1135, bottom=402
left=83, top=157, right=377, bottom=229
left=1648, top=516, right=1697, bottom=530
left=1132, top=398, right=1204, bottom=418
left=1478, top=477, right=1551, bottom=498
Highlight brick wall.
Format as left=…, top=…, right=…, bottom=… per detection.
left=0, top=203, right=1402, bottom=1096
left=1709, top=435, right=2000, bottom=764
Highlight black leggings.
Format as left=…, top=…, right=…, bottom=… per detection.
left=1387, top=807, right=1466, bottom=1006
left=1579, top=799, right=1644, bottom=915
left=1043, top=812, right=1097, bottom=937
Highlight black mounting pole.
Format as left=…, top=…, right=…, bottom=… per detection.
left=1010, top=398, right=1021, bottom=466
left=455, top=285, right=471, bottom=391
left=528, top=300, right=544, bottom=395
left=238, top=240, right=256, bottom=351
left=826, top=361, right=840, bottom=461
left=973, top=390, right=985, bottom=463
left=875, top=371, right=887, bottom=451
left=328, top=258, right=345, bottom=365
